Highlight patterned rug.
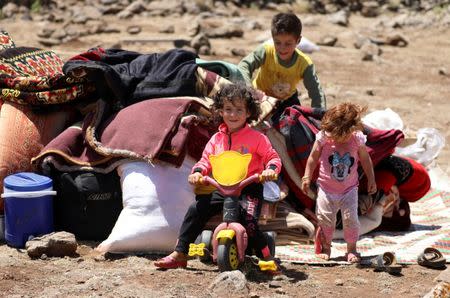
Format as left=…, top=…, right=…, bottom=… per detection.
left=275, top=189, right=450, bottom=264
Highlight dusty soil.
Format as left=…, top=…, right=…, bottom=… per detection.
left=0, top=5, right=449, bottom=298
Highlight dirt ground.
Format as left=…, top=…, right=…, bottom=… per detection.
left=0, top=5, right=449, bottom=298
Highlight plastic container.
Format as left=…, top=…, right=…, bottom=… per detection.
left=1, top=172, right=56, bottom=248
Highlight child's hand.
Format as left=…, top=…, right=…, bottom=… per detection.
left=367, top=178, right=377, bottom=195
left=301, top=177, right=311, bottom=196
left=188, top=172, right=203, bottom=185
left=260, top=169, right=277, bottom=182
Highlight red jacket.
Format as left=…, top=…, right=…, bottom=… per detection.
left=192, top=123, right=281, bottom=177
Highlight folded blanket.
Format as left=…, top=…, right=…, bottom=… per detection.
left=63, top=47, right=199, bottom=108
left=32, top=96, right=213, bottom=172
left=0, top=33, right=94, bottom=106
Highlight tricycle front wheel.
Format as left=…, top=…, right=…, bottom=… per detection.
left=217, top=238, right=240, bottom=272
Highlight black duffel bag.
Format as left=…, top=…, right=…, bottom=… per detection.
left=49, top=169, right=123, bottom=241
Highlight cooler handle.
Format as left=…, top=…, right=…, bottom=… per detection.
left=1, top=191, right=57, bottom=198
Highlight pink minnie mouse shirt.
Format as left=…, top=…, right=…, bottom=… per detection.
left=316, top=130, right=367, bottom=195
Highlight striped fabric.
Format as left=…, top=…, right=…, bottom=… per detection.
left=275, top=189, right=450, bottom=264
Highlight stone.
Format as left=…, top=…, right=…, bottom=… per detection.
left=318, top=35, right=338, bottom=47
left=26, top=231, right=77, bottom=259
left=38, top=38, right=62, bottom=46
left=127, top=26, right=141, bottom=35
left=361, top=1, right=381, bottom=17
left=329, top=9, right=350, bottom=27
left=159, top=25, right=174, bottom=34
left=208, top=271, right=249, bottom=296
left=231, top=48, right=246, bottom=57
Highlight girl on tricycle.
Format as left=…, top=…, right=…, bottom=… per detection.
left=154, top=83, right=282, bottom=273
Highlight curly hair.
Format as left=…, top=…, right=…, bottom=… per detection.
left=321, top=102, right=366, bottom=142
left=271, top=13, right=302, bottom=40
left=211, top=83, right=261, bottom=125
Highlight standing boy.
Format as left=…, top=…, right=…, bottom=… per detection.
left=238, top=13, right=326, bottom=124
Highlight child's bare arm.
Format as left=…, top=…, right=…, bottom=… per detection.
left=301, top=140, right=321, bottom=194
left=358, top=145, right=377, bottom=194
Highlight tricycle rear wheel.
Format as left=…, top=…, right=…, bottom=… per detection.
left=199, top=230, right=213, bottom=263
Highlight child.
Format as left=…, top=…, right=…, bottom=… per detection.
left=154, top=84, right=282, bottom=269
left=301, top=102, right=377, bottom=263
left=237, top=12, right=326, bottom=124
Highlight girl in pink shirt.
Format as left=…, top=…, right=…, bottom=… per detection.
left=155, top=84, right=281, bottom=270
left=301, top=102, right=377, bottom=263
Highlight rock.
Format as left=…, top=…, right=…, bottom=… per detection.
left=65, top=25, right=81, bottom=38
left=103, top=26, right=121, bottom=34
left=38, top=38, right=62, bottom=46
left=21, top=13, right=32, bottom=21
left=361, top=1, right=381, bottom=17
left=268, top=280, right=282, bottom=288
left=26, top=231, right=77, bottom=259
left=329, top=9, right=350, bottom=27
left=231, top=48, right=246, bottom=57
left=361, top=42, right=382, bottom=61
left=335, top=279, right=344, bottom=286
left=18, top=5, right=29, bottom=14
left=2, top=2, right=19, bottom=18
left=124, top=0, right=147, bottom=14
left=198, top=45, right=211, bottom=55
left=127, top=26, right=142, bottom=35
left=117, top=9, right=133, bottom=19
left=173, top=39, right=190, bottom=48
left=190, top=33, right=211, bottom=51
left=318, top=35, right=338, bottom=47
left=159, top=25, right=174, bottom=34
left=187, top=22, right=201, bottom=37
left=208, top=271, right=249, bottom=296
left=51, top=28, right=68, bottom=40
left=100, top=0, right=119, bottom=5
left=385, top=33, right=409, bottom=47
left=438, top=67, right=448, bottom=76
left=205, top=25, right=243, bottom=38
left=86, top=20, right=108, bottom=35
left=324, top=3, right=339, bottom=14
left=354, top=34, right=372, bottom=49
left=37, top=27, right=56, bottom=38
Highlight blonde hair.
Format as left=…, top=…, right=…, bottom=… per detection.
left=321, top=102, right=366, bottom=142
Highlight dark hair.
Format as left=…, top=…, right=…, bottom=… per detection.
left=321, top=102, right=366, bottom=142
left=271, top=13, right=302, bottom=40
left=211, top=83, right=261, bottom=124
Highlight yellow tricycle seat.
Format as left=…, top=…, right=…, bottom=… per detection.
left=209, top=151, right=252, bottom=186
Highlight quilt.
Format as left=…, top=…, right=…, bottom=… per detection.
left=276, top=189, right=450, bottom=264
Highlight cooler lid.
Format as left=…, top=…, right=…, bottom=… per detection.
left=4, top=172, right=53, bottom=192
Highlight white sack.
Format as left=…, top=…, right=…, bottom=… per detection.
left=395, top=128, right=446, bottom=167
left=362, top=108, right=404, bottom=131
left=97, top=158, right=195, bottom=254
